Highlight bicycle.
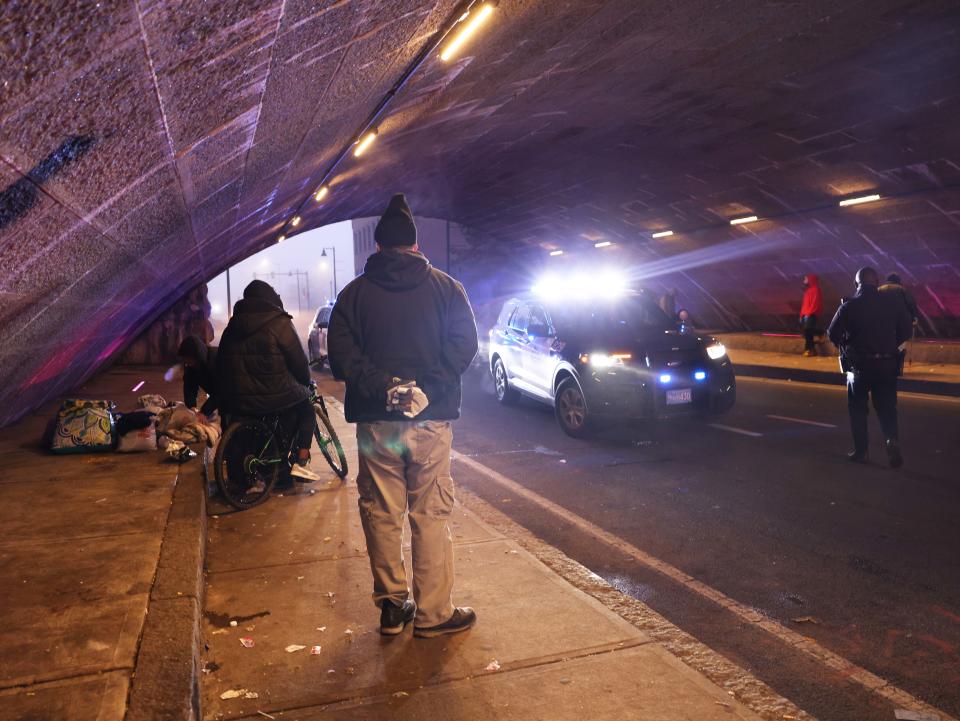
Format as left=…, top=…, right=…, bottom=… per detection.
left=213, top=381, right=348, bottom=509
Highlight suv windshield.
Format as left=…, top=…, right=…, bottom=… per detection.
left=550, top=295, right=673, bottom=336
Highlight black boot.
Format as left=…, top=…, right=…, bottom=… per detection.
left=885, top=439, right=903, bottom=469
left=847, top=449, right=868, bottom=463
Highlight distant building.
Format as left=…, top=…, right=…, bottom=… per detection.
left=352, top=217, right=468, bottom=277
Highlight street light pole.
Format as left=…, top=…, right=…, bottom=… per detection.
left=321, top=246, right=338, bottom=298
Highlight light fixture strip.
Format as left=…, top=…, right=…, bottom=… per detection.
left=652, top=230, right=673, bottom=238
left=594, top=241, right=612, bottom=248
left=440, top=2, right=496, bottom=62
left=353, top=129, right=378, bottom=157
left=549, top=249, right=564, bottom=256
left=839, top=194, right=880, bottom=207
left=730, top=215, right=759, bottom=225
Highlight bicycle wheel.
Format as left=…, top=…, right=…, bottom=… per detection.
left=214, top=418, right=282, bottom=509
left=313, top=404, right=348, bottom=479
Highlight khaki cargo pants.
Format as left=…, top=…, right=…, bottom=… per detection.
left=356, top=420, right=456, bottom=627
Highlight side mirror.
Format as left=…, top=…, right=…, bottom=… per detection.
left=527, top=322, right=550, bottom=338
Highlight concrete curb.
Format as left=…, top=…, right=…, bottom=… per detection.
left=126, top=451, right=208, bottom=721
left=733, top=363, right=960, bottom=397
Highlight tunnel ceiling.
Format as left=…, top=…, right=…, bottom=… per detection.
left=2, top=0, right=960, bottom=423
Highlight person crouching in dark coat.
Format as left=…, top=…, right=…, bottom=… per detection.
left=827, top=267, right=912, bottom=468
left=217, top=280, right=321, bottom=482
left=177, top=335, right=219, bottom=420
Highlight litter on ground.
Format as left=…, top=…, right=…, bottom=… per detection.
left=285, top=644, right=307, bottom=653
left=220, top=689, right=259, bottom=700
left=310, top=645, right=322, bottom=655
left=240, top=637, right=255, bottom=648
left=485, top=660, right=501, bottom=672
left=229, top=620, right=238, bottom=627
left=894, top=711, right=941, bottom=721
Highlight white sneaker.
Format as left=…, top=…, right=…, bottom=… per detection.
left=290, top=463, right=322, bottom=482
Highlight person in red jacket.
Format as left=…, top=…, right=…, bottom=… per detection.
left=799, top=274, right=823, bottom=356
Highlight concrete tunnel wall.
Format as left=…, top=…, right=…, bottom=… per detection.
left=1, top=0, right=959, bottom=426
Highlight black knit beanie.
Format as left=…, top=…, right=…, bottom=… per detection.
left=243, top=279, right=284, bottom=309
left=374, top=194, right=417, bottom=248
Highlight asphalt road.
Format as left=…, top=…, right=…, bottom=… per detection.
left=317, top=365, right=960, bottom=721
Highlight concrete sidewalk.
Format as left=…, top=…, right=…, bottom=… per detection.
left=716, top=333, right=960, bottom=396
left=200, top=406, right=777, bottom=721
left=0, top=366, right=206, bottom=721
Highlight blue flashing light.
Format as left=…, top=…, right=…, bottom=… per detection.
left=659, top=373, right=672, bottom=384
left=694, top=370, right=707, bottom=381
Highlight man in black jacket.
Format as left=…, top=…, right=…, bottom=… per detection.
left=178, top=335, right=219, bottom=420
left=217, top=280, right=321, bottom=482
left=328, top=194, right=479, bottom=638
left=827, top=267, right=913, bottom=467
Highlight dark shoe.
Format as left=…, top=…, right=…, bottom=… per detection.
left=847, top=449, right=868, bottom=463
left=886, top=440, right=903, bottom=469
left=380, top=599, right=416, bottom=636
left=414, top=607, right=477, bottom=638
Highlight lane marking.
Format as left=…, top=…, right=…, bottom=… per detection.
left=766, top=414, right=837, bottom=428
left=737, top=375, right=960, bottom=405
left=451, top=449, right=957, bottom=721
left=707, top=423, right=763, bottom=437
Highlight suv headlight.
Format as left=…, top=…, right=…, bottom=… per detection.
left=706, top=342, right=727, bottom=361
left=580, top=352, right=632, bottom=367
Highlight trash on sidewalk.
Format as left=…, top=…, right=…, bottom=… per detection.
left=285, top=644, right=307, bottom=653
left=256, top=712, right=276, bottom=720
left=229, top=620, right=238, bottom=627
left=894, top=710, right=941, bottom=721
left=220, top=689, right=258, bottom=700
left=211, top=629, right=228, bottom=635
left=393, top=691, right=410, bottom=698
left=239, top=637, right=255, bottom=648
left=310, top=645, right=322, bottom=655
left=316, top=626, right=327, bottom=632
left=791, top=616, right=822, bottom=625
left=484, top=660, right=501, bottom=672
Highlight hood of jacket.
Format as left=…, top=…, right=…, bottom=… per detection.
left=227, top=297, right=291, bottom=339
left=804, top=274, right=819, bottom=287
left=363, top=249, right=432, bottom=292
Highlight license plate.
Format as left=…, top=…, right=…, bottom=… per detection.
left=666, top=388, right=692, bottom=405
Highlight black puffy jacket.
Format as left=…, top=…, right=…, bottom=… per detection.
left=216, top=298, right=311, bottom=415
left=328, top=249, right=478, bottom=423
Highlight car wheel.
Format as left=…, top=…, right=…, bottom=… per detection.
left=555, top=378, right=592, bottom=437
left=493, top=358, right=519, bottom=405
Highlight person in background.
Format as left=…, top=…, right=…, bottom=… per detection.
left=676, top=308, right=692, bottom=331
left=217, top=280, right=321, bottom=482
left=827, top=267, right=912, bottom=468
left=799, top=274, right=822, bottom=357
left=177, top=335, right=219, bottom=421
left=659, top=289, right=677, bottom=318
left=328, top=193, right=479, bottom=639
left=879, top=273, right=919, bottom=325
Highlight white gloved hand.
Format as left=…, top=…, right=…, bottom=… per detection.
left=386, top=381, right=430, bottom=418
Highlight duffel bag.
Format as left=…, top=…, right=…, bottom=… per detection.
left=50, top=399, right=116, bottom=454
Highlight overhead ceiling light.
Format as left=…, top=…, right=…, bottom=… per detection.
left=730, top=215, right=759, bottom=226
left=277, top=234, right=286, bottom=243
left=549, top=249, right=564, bottom=256
left=291, top=215, right=301, bottom=227
left=314, top=185, right=329, bottom=202
left=839, top=194, right=880, bottom=207
left=353, top=129, right=378, bottom=157
left=594, top=241, right=612, bottom=248
left=440, top=2, right=496, bottom=62
left=652, top=230, right=673, bottom=238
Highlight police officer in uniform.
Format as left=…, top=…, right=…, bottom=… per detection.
left=827, top=267, right=912, bottom=467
